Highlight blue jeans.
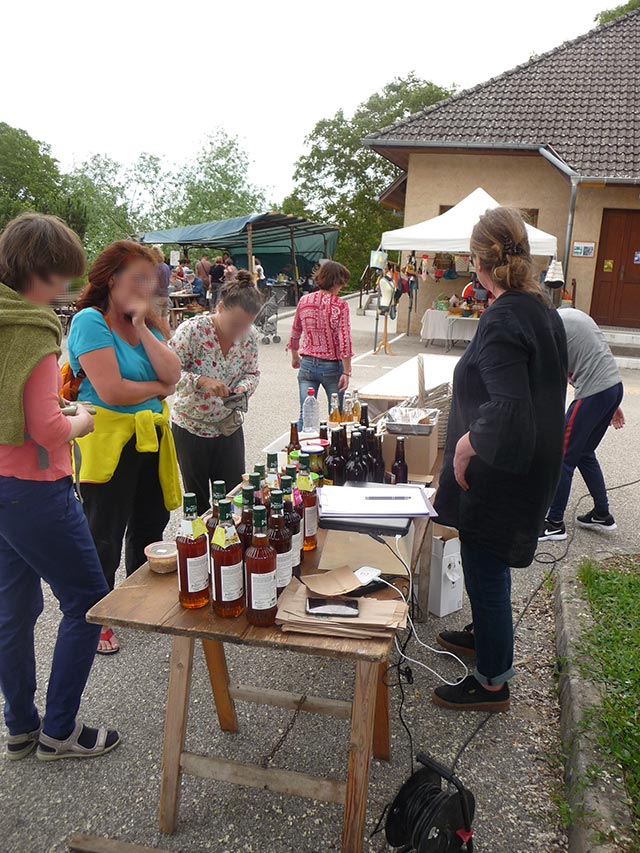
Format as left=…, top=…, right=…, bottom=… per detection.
left=297, top=356, right=344, bottom=429
left=460, top=541, right=516, bottom=686
left=0, top=476, right=109, bottom=739
left=548, top=382, right=623, bottom=521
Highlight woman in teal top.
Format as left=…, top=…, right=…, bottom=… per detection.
left=67, top=241, right=181, bottom=654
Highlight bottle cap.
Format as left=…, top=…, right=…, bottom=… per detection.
left=307, top=387, right=315, bottom=396
left=242, top=484, right=255, bottom=506
left=270, top=489, right=283, bottom=510
left=253, top=505, right=267, bottom=528
left=267, top=452, right=278, bottom=468
left=218, top=499, right=232, bottom=520
left=249, top=472, right=261, bottom=489
left=298, top=452, right=310, bottom=471
left=280, top=475, right=292, bottom=493
left=183, top=492, right=197, bottom=516
left=212, top=480, right=226, bottom=498
left=254, top=463, right=266, bottom=476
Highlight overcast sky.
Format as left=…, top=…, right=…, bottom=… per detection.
left=2, top=0, right=609, bottom=206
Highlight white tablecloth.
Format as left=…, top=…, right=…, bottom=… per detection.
left=420, top=309, right=480, bottom=348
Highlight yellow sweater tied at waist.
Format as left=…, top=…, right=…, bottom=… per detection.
left=74, top=401, right=182, bottom=511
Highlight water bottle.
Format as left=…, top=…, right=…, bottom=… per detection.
left=302, top=387, right=320, bottom=434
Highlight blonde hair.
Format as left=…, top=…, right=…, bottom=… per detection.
left=150, top=244, right=164, bottom=264
left=470, top=207, right=544, bottom=299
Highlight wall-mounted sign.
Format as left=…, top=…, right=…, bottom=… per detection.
left=634, top=251, right=640, bottom=265
left=603, top=259, right=614, bottom=273
left=169, top=250, right=180, bottom=267
left=572, top=241, right=596, bottom=258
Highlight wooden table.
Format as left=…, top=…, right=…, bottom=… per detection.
left=86, top=531, right=394, bottom=853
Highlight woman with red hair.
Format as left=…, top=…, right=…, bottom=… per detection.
left=68, top=241, right=182, bottom=654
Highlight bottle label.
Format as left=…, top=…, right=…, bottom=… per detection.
left=250, top=570, right=277, bottom=610
left=297, top=474, right=312, bottom=493
left=266, top=472, right=279, bottom=489
left=292, top=529, right=302, bottom=558
left=221, top=560, right=243, bottom=601
left=186, top=553, right=210, bottom=593
left=182, top=517, right=207, bottom=538
left=212, top=523, right=241, bottom=548
left=293, top=486, right=303, bottom=505
left=276, top=549, right=293, bottom=588
left=304, top=504, right=318, bottom=537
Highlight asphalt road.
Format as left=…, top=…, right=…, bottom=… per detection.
left=2, top=299, right=639, bottom=852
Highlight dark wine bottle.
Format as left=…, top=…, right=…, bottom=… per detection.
left=391, top=436, right=409, bottom=484
left=324, top=428, right=346, bottom=486
left=345, top=430, right=368, bottom=483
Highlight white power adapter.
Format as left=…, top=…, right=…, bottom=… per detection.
left=354, top=566, right=382, bottom=586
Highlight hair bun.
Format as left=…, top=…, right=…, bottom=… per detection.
left=235, top=269, right=255, bottom=286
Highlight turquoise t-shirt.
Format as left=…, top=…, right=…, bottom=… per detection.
left=68, top=308, right=164, bottom=414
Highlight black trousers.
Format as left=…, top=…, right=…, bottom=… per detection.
left=81, top=436, right=170, bottom=590
left=172, top=422, right=245, bottom=516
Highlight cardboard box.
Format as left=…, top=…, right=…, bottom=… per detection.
left=382, top=429, right=438, bottom=484
left=428, top=527, right=464, bottom=617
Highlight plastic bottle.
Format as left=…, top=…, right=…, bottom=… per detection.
left=302, top=387, right=320, bottom=434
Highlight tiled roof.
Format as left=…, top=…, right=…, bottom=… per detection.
left=365, top=10, right=640, bottom=178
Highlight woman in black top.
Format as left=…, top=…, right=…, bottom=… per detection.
left=433, top=207, right=567, bottom=713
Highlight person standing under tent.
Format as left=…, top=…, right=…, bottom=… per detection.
left=288, top=260, right=353, bottom=429
left=539, top=307, right=624, bottom=541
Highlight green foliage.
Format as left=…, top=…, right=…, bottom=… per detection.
left=286, top=73, right=454, bottom=281
left=595, top=0, right=640, bottom=25
left=577, top=555, right=640, bottom=840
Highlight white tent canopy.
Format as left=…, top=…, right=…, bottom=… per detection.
left=380, top=187, right=557, bottom=256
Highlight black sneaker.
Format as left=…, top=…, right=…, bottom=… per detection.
left=432, top=675, right=510, bottom=713
left=436, top=623, right=476, bottom=658
left=577, top=509, right=617, bottom=532
left=539, top=518, right=567, bottom=541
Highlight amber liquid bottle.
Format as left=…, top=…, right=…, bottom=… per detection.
left=391, top=436, right=409, bottom=484
left=210, top=499, right=244, bottom=618
left=352, top=390, right=362, bottom=423
left=244, top=505, right=277, bottom=627
left=176, top=492, right=211, bottom=609
left=319, top=421, right=328, bottom=442
left=280, top=475, right=302, bottom=578
left=265, top=452, right=280, bottom=489
left=206, top=479, right=227, bottom=543
left=236, top=484, right=255, bottom=555
left=324, top=428, right=346, bottom=486
left=268, top=489, right=293, bottom=595
left=286, top=421, right=301, bottom=463
left=249, top=471, right=263, bottom=508
left=328, top=393, right=342, bottom=424
left=297, top=453, right=318, bottom=551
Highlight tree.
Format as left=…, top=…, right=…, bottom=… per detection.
left=286, top=74, right=454, bottom=281
left=595, top=0, right=640, bottom=24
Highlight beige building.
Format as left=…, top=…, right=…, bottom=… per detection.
left=364, top=10, right=640, bottom=333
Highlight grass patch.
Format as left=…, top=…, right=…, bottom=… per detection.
left=577, top=555, right=640, bottom=835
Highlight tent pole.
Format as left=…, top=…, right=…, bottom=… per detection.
left=290, top=229, right=298, bottom=281
left=247, top=223, right=254, bottom=275
left=323, top=235, right=328, bottom=258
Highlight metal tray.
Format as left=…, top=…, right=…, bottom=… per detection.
left=384, top=408, right=440, bottom=435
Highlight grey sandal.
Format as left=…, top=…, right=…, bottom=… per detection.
left=37, top=721, right=121, bottom=761
left=6, top=725, right=42, bottom=761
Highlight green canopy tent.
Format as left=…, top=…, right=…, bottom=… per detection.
left=137, top=212, right=339, bottom=279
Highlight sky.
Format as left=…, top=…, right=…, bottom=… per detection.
left=1, top=0, right=611, bottom=207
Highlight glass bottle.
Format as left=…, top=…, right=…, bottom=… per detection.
left=345, top=430, right=368, bottom=483
left=365, top=427, right=377, bottom=480
left=244, top=505, right=277, bottom=627
left=329, top=393, right=342, bottom=424
left=280, top=475, right=302, bottom=577
left=265, top=452, right=280, bottom=490
left=352, top=390, right=361, bottom=423
left=210, top=499, right=244, bottom=618
left=254, top=463, right=266, bottom=486
left=286, top=463, right=304, bottom=526
left=236, top=484, right=255, bottom=555
left=286, top=420, right=301, bottom=463
left=339, top=424, right=349, bottom=459
left=374, top=433, right=386, bottom=483
left=176, top=492, right=210, bottom=609
left=359, top=402, right=370, bottom=429
left=249, top=472, right=263, bottom=507
left=206, top=479, right=227, bottom=542
left=391, top=436, right=409, bottom=484
left=324, top=428, right=346, bottom=486
left=267, top=489, right=293, bottom=595
left=297, top=452, right=318, bottom=551
left=342, top=391, right=354, bottom=423
left=319, top=421, right=328, bottom=442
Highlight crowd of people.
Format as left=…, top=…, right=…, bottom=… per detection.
left=0, top=204, right=626, bottom=766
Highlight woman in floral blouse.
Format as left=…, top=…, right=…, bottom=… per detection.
left=170, top=271, right=263, bottom=514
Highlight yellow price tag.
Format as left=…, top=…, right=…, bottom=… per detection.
left=212, top=525, right=226, bottom=547
left=192, top=517, right=208, bottom=538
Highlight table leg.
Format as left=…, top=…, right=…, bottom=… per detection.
left=202, top=639, right=239, bottom=733
left=159, top=636, right=194, bottom=834
left=341, top=660, right=378, bottom=853
left=372, top=661, right=390, bottom=761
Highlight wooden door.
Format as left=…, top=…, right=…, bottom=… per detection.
left=591, top=209, right=640, bottom=328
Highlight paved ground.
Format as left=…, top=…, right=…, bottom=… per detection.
left=2, top=299, right=639, bottom=852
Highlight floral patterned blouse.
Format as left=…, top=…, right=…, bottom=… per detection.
left=169, top=314, right=260, bottom=438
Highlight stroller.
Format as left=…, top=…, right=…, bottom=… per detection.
left=255, top=284, right=288, bottom=344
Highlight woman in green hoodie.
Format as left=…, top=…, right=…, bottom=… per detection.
left=0, top=213, right=120, bottom=761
